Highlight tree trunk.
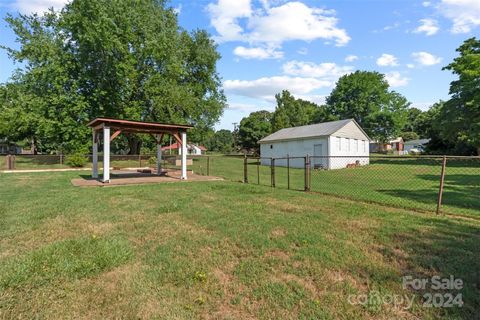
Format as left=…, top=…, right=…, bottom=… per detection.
left=477, top=146, right=480, bottom=156
left=127, top=135, right=142, bottom=155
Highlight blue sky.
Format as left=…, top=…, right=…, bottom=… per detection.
left=1, top=0, right=479, bottom=130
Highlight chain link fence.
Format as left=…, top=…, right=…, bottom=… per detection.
left=2, top=153, right=479, bottom=217
left=237, top=155, right=479, bottom=218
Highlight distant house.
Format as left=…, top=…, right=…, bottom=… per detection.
left=370, top=137, right=405, bottom=154
left=259, top=119, right=370, bottom=169
left=161, top=142, right=207, bottom=155
left=404, top=139, right=430, bottom=154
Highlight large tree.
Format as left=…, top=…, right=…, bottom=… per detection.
left=271, top=90, right=326, bottom=132
left=325, top=71, right=409, bottom=142
left=440, top=37, right=480, bottom=155
left=1, top=0, right=226, bottom=153
left=238, top=110, right=272, bottom=152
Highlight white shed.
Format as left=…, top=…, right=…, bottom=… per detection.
left=259, top=119, right=370, bottom=169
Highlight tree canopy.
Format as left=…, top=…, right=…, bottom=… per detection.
left=0, top=0, right=226, bottom=154
left=326, top=71, right=409, bottom=142
left=271, top=90, right=327, bottom=132
left=440, top=37, right=480, bottom=155
left=238, top=110, right=272, bottom=152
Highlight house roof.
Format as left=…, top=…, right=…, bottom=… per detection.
left=404, top=138, right=430, bottom=145
left=259, top=119, right=370, bottom=143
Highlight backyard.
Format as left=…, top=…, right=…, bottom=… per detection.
left=0, top=171, right=479, bottom=319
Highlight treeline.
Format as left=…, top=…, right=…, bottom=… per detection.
left=209, top=38, right=479, bottom=156
left=0, top=0, right=226, bottom=155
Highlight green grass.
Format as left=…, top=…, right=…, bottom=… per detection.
left=191, top=156, right=480, bottom=218
left=0, top=171, right=478, bottom=319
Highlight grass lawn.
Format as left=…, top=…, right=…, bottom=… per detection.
left=190, top=156, right=480, bottom=218
left=0, top=171, right=478, bottom=319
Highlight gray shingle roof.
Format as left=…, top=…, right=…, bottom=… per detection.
left=404, top=139, right=430, bottom=145
left=259, top=119, right=357, bottom=143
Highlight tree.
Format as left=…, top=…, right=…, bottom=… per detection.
left=440, top=37, right=480, bottom=155
left=271, top=90, right=324, bottom=131
left=238, top=110, right=272, bottom=152
left=206, top=129, right=234, bottom=153
left=1, top=0, right=226, bottom=153
left=326, top=71, right=410, bottom=142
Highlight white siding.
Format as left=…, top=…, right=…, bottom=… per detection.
left=260, top=120, right=370, bottom=170
left=260, top=137, right=328, bottom=168
left=333, top=121, right=369, bottom=140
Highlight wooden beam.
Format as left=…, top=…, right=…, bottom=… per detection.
left=110, top=130, right=122, bottom=142
left=172, top=133, right=182, bottom=146
left=150, top=133, right=164, bottom=143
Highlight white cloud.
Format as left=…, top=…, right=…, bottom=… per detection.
left=293, top=94, right=327, bottom=105
left=376, top=54, right=399, bottom=67
left=439, top=0, right=480, bottom=33
left=233, top=46, right=283, bottom=59
left=385, top=72, right=409, bottom=87
left=407, top=63, right=415, bottom=69
left=207, top=0, right=252, bottom=42
left=224, top=76, right=331, bottom=102
left=207, top=0, right=350, bottom=51
left=412, top=51, right=442, bottom=66
left=282, top=60, right=353, bottom=79
left=12, top=0, right=68, bottom=14
left=345, top=55, right=358, bottom=62
left=422, top=1, right=432, bottom=7
left=228, top=102, right=274, bottom=112
left=414, top=18, right=440, bottom=36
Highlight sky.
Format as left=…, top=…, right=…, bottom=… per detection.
left=0, top=0, right=479, bottom=131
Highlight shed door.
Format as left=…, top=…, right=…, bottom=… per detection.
left=313, top=144, right=326, bottom=169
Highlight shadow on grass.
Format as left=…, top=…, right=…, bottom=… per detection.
left=377, top=173, right=479, bottom=213
left=379, top=218, right=480, bottom=319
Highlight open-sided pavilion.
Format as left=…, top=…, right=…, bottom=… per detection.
left=87, top=118, right=193, bottom=183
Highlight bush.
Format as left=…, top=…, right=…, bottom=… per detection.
left=66, top=153, right=88, bottom=167
left=148, top=156, right=157, bottom=165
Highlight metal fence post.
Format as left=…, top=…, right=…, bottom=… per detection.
left=243, top=154, right=248, bottom=183
left=139, top=154, right=142, bottom=167
left=304, top=155, right=310, bottom=191
left=207, top=156, right=210, bottom=176
left=287, top=155, right=290, bottom=190
left=271, top=158, right=275, bottom=188
left=436, top=156, right=447, bottom=214
left=60, top=154, right=63, bottom=165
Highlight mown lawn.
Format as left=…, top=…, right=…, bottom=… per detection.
left=191, top=156, right=480, bottom=218
left=0, top=172, right=478, bottom=319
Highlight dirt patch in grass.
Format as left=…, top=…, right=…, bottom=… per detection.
left=269, top=227, right=287, bottom=239
left=264, top=249, right=290, bottom=261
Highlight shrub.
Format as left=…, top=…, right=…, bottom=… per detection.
left=148, top=156, right=157, bottom=165
left=66, top=153, right=87, bottom=167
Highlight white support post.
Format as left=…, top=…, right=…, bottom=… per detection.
left=156, top=134, right=162, bottom=175
left=92, top=130, right=98, bottom=178
left=103, top=126, right=110, bottom=183
left=181, top=131, right=187, bottom=180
